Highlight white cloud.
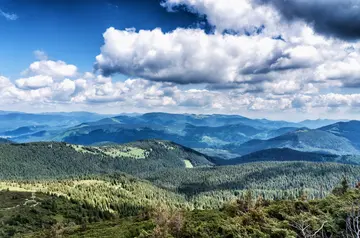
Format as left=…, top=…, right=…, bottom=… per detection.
left=0, top=9, right=18, bottom=21
left=15, top=75, right=53, bottom=90
left=33, top=50, right=48, bottom=61
left=25, top=60, right=77, bottom=78
left=96, top=27, right=314, bottom=85
left=162, top=0, right=279, bottom=34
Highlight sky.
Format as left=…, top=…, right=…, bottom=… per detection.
left=1, top=0, right=360, bottom=121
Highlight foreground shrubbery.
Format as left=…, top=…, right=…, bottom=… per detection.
left=3, top=180, right=360, bottom=238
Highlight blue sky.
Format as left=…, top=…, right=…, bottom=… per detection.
left=0, top=0, right=200, bottom=77
left=1, top=0, right=360, bottom=120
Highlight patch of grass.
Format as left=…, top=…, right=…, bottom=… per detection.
left=184, top=160, right=194, bottom=168
left=98, top=146, right=149, bottom=159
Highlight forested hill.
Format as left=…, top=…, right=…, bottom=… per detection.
left=0, top=140, right=213, bottom=179
left=220, top=148, right=360, bottom=165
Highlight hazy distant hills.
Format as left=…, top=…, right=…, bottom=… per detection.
left=226, top=128, right=359, bottom=156
left=0, top=111, right=110, bottom=131
left=298, top=119, right=347, bottom=129
left=0, top=138, right=12, bottom=144
left=1, top=111, right=359, bottom=162
left=218, top=148, right=360, bottom=165
left=320, top=120, right=360, bottom=149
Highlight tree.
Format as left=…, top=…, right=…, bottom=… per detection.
left=332, top=177, right=350, bottom=196
left=345, top=203, right=360, bottom=238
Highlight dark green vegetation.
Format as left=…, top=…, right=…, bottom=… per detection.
left=217, top=148, right=352, bottom=165
left=0, top=191, right=113, bottom=237
left=0, top=138, right=360, bottom=237
left=1, top=140, right=360, bottom=205
left=2, top=177, right=360, bottom=238
left=2, top=112, right=360, bottom=237
left=0, top=141, right=212, bottom=179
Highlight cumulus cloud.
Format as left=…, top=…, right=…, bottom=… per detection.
left=2, top=0, right=360, bottom=119
left=162, top=0, right=279, bottom=34
left=95, top=27, right=324, bottom=85
left=15, top=75, right=53, bottom=90
left=25, top=60, right=77, bottom=78
left=257, top=0, right=360, bottom=40
left=163, top=0, right=360, bottom=40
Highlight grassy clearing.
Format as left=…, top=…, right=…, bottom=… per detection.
left=98, top=147, right=149, bottom=159
left=70, top=144, right=149, bottom=159
left=184, top=160, right=194, bottom=168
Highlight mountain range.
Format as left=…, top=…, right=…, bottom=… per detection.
left=0, top=111, right=359, bottom=165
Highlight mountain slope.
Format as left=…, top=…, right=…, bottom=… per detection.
left=0, top=140, right=213, bottom=179
left=0, top=111, right=109, bottom=131
left=225, top=129, right=359, bottom=156
left=219, top=148, right=349, bottom=165
left=0, top=138, right=12, bottom=144
left=252, top=127, right=300, bottom=140
left=299, top=119, right=346, bottom=129
left=320, top=120, right=360, bottom=149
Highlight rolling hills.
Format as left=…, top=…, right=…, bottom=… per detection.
left=225, top=128, right=360, bottom=156
left=0, top=138, right=12, bottom=144
left=320, top=120, right=360, bottom=149
left=0, top=111, right=110, bottom=131
left=1, top=137, right=360, bottom=237
left=222, top=148, right=360, bottom=165
left=51, top=112, right=303, bottom=148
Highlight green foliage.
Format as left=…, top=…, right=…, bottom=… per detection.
left=141, top=162, right=360, bottom=206
left=0, top=191, right=113, bottom=238
left=0, top=141, right=212, bottom=180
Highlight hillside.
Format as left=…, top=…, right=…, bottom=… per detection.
left=0, top=138, right=12, bottom=144
left=226, top=128, right=360, bottom=156
left=2, top=177, right=360, bottom=237
left=320, top=120, right=360, bottom=149
left=251, top=127, right=299, bottom=140
left=0, top=111, right=109, bottom=131
left=222, top=148, right=349, bottom=165
left=0, top=140, right=213, bottom=179
left=299, top=119, right=346, bottom=129
left=53, top=117, right=302, bottom=154
left=0, top=125, right=47, bottom=137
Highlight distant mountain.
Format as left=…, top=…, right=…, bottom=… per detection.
left=0, top=140, right=213, bottom=179
left=58, top=125, right=182, bottom=146
left=0, top=111, right=110, bottom=131
left=54, top=113, right=302, bottom=149
left=225, top=128, right=359, bottom=156
left=219, top=148, right=348, bottom=165
left=320, top=120, right=360, bottom=149
left=0, top=138, right=12, bottom=144
left=85, top=112, right=301, bottom=130
left=299, top=119, right=347, bottom=129
left=56, top=122, right=285, bottom=149
left=252, top=127, right=300, bottom=140
left=0, top=125, right=47, bottom=137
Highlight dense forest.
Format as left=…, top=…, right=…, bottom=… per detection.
left=1, top=140, right=360, bottom=237
left=0, top=141, right=212, bottom=180
left=1, top=178, right=360, bottom=238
